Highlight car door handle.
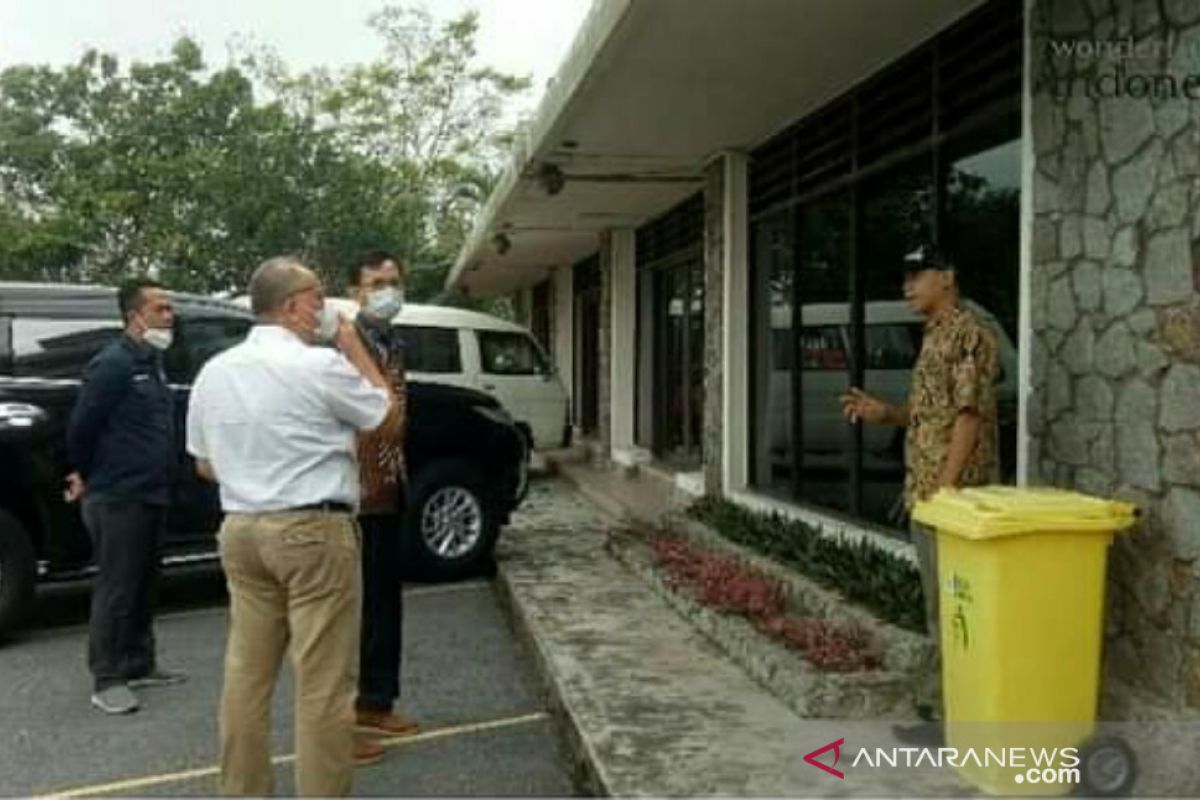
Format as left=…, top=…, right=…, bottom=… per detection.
left=482, top=383, right=496, bottom=391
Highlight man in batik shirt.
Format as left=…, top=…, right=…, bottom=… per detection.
left=346, top=251, right=420, bottom=762
left=840, top=243, right=999, bottom=740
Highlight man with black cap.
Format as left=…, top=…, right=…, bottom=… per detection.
left=840, top=243, right=1000, bottom=739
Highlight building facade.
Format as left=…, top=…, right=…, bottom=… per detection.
left=450, top=0, right=1200, bottom=728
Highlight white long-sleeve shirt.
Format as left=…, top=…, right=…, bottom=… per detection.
left=186, top=324, right=389, bottom=513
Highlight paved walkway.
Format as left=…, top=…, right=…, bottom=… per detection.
left=501, top=479, right=972, bottom=797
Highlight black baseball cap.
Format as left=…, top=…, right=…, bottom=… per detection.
left=902, top=243, right=953, bottom=272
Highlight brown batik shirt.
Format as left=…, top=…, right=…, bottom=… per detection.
left=355, top=315, right=407, bottom=515
left=903, top=303, right=1000, bottom=509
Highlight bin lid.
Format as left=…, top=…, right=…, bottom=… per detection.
left=912, top=486, right=1139, bottom=540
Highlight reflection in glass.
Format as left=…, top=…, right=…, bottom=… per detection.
left=753, top=212, right=794, bottom=496
left=653, top=258, right=704, bottom=470
left=859, top=157, right=934, bottom=526
left=795, top=194, right=852, bottom=514
left=945, top=136, right=1021, bottom=482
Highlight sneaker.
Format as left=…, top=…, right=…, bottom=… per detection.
left=892, top=721, right=945, bottom=747
left=354, top=738, right=386, bottom=767
left=356, top=708, right=420, bottom=737
left=91, top=684, right=139, bottom=715
left=127, top=669, right=188, bottom=689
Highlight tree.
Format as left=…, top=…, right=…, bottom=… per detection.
left=0, top=39, right=409, bottom=290
left=0, top=4, right=529, bottom=304
left=240, top=4, right=531, bottom=301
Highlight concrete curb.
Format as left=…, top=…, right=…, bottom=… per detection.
left=553, top=466, right=632, bottom=525
left=493, top=567, right=612, bottom=797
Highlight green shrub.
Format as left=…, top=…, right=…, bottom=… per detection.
left=687, top=497, right=926, bottom=633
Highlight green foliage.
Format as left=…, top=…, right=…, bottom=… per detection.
left=239, top=4, right=530, bottom=305
left=0, top=3, right=529, bottom=304
left=687, top=497, right=927, bottom=633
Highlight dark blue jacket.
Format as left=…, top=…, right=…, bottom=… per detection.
left=67, top=335, right=176, bottom=506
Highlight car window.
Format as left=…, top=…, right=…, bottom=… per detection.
left=163, top=317, right=252, bottom=384
left=394, top=325, right=461, bottom=374
left=865, top=323, right=923, bottom=370
left=10, top=318, right=123, bottom=378
left=478, top=330, right=548, bottom=376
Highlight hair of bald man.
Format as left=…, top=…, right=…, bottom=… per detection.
left=248, top=256, right=316, bottom=316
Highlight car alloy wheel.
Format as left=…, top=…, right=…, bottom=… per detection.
left=420, top=486, right=484, bottom=560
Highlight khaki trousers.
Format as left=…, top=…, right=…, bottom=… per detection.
left=217, top=511, right=361, bottom=797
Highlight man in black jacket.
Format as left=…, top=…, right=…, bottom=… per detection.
left=66, top=278, right=187, bottom=715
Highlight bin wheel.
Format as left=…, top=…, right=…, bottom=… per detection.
left=1074, top=736, right=1137, bottom=797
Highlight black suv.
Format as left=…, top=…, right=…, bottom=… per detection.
left=0, top=283, right=528, bottom=636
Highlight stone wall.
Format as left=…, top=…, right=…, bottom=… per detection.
left=703, top=160, right=726, bottom=495
left=1030, top=0, right=1200, bottom=713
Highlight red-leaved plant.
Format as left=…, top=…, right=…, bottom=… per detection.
left=650, top=534, right=883, bottom=672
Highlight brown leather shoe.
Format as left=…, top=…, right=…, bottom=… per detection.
left=356, top=708, right=421, bottom=737
left=354, top=738, right=385, bottom=767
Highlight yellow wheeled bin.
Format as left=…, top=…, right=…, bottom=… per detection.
left=912, top=486, right=1139, bottom=797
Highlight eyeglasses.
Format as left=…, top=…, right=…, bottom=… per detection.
left=288, top=284, right=325, bottom=301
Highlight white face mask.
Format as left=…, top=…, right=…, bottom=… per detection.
left=315, top=305, right=341, bottom=342
left=364, top=287, right=403, bottom=320
left=143, top=327, right=173, bottom=351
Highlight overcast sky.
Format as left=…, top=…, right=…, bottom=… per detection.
left=0, top=0, right=592, bottom=105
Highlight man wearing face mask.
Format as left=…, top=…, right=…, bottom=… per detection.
left=66, top=278, right=186, bottom=716
left=187, top=256, right=394, bottom=796
left=344, top=251, right=421, bottom=744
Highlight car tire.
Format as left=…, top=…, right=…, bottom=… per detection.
left=403, top=459, right=499, bottom=582
left=0, top=509, right=36, bottom=640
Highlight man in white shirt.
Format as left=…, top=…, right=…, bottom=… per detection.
left=187, top=256, right=393, bottom=797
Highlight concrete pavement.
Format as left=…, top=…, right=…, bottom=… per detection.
left=500, top=479, right=973, bottom=797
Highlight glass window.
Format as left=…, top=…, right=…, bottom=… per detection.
left=395, top=325, right=462, bottom=374
left=800, top=326, right=847, bottom=371
left=478, top=331, right=548, bottom=376
left=865, top=324, right=923, bottom=370
left=796, top=194, right=852, bottom=515
left=163, top=317, right=251, bottom=384
left=751, top=211, right=795, bottom=497
left=944, top=134, right=1021, bottom=482
left=746, top=0, right=1021, bottom=535
left=11, top=318, right=122, bottom=378
left=749, top=136, right=1019, bottom=533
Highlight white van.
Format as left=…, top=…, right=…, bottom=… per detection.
left=295, top=298, right=569, bottom=451
left=766, top=299, right=1018, bottom=471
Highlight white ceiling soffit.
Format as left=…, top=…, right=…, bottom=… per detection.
left=452, top=0, right=985, bottom=298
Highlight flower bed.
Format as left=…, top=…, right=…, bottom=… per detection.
left=650, top=534, right=883, bottom=672
left=605, top=526, right=923, bottom=719
left=688, top=497, right=926, bottom=633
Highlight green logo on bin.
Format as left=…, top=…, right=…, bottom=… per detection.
left=947, top=573, right=973, bottom=652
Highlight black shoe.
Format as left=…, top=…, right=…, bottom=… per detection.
left=892, top=721, right=945, bottom=747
